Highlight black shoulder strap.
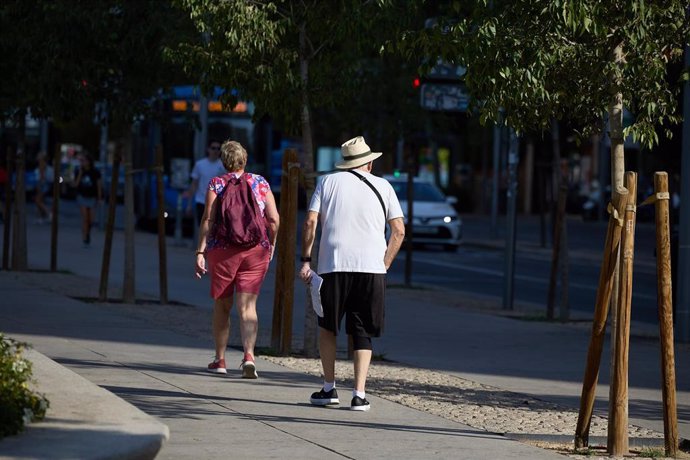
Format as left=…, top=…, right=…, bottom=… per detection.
left=348, top=170, right=387, bottom=229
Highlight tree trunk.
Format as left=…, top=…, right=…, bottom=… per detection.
left=299, top=22, right=318, bottom=358
left=608, top=42, right=627, bottom=442
left=547, top=119, right=567, bottom=318
left=155, top=145, right=168, bottom=305
left=99, top=150, right=120, bottom=301
left=609, top=44, right=627, bottom=189
left=523, top=138, right=534, bottom=214
left=547, top=184, right=567, bottom=319
left=50, top=147, right=60, bottom=272
left=3, top=146, right=13, bottom=270
left=12, top=112, right=27, bottom=271
left=122, top=133, right=136, bottom=303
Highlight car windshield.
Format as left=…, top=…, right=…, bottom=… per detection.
left=391, top=181, right=446, bottom=203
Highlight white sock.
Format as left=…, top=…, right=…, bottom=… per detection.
left=323, top=381, right=336, bottom=392
left=353, top=390, right=366, bottom=399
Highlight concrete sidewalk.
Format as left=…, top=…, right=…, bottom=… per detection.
left=2, top=201, right=688, bottom=458
left=0, top=273, right=561, bottom=459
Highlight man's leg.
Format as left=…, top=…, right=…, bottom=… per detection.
left=308, top=327, right=340, bottom=405
left=353, top=348, right=372, bottom=393
left=319, top=328, right=337, bottom=383
left=349, top=334, right=372, bottom=411
left=212, top=297, right=232, bottom=359
left=235, top=292, right=259, bottom=359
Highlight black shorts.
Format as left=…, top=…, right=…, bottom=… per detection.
left=317, top=272, right=386, bottom=337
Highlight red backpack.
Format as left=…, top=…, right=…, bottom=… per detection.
left=211, top=173, right=266, bottom=248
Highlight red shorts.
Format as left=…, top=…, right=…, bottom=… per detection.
left=207, top=245, right=270, bottom=298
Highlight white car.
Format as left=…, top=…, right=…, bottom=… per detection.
left=386, top=176, right=462, bottom=251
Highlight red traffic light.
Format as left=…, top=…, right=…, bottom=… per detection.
left=413, top=77, right=421, bottom=89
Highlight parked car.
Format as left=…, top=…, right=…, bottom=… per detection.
left=385, top=175, right=462, bottom=251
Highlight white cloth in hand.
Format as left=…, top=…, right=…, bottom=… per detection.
left=309, top=270, right=324, bottom=318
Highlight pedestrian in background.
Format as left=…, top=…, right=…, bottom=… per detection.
left=185, top=139, right=226, bottom=225
left=299, top=136, right=405, bottom=411
left=194, top=140, right=279, bottom=378
left=34, top=152, right=53, bottom=223
left=73, top=153, right=102, bottom=247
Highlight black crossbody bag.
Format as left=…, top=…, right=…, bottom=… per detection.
left=348, top=170, right=387, bottom=234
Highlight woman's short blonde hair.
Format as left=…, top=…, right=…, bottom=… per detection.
left=220, top=140, right=248, bottom=172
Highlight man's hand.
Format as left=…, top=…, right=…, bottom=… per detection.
left=299, top=262, right=312, bottom=284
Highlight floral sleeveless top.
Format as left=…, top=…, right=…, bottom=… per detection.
left=206, top=172, right=272, bottom=251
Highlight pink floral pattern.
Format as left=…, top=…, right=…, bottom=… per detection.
left=206, top=172, right=272, bottom=251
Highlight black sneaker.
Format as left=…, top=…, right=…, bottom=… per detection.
left=309, top=388, right=339, bottom=406
left=350, top=396, right=370, bottom=411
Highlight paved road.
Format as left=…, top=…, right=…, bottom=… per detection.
left=388, top=214, right=662, bottom=324
left=25, top=200, right=663, bottom=327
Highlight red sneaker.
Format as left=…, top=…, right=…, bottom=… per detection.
left=241, top=354, right=258, bottom=379
left=207, top=357, right=227, bottom=374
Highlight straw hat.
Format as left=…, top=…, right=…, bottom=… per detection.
left=335, top=136, right=383, bottom=170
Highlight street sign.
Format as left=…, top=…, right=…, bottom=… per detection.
left=428, top=63, right=466, bottom=81
left=420, top=83, right=469, bottom=112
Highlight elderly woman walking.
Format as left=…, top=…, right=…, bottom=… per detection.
left=194, top=140, right=279, bottom=378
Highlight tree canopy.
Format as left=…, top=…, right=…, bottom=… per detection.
left=0, top=1, right=193, bottom=124
left=170, top=0, right=419, bottom=137
left=395, top=0, right=689, bottom=148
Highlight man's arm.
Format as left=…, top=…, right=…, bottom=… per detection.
left=384, top=217, right=405, bottom=270
left=298, top=211, right=319, bottom=282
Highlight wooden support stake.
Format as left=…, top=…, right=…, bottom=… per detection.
left=271, top=217, right=286, bottom=351
left=99, top=151, right=120, bottom=301
left=574, top=188, right=628, bottom=448
left=155, top=145, right=168, bottom=304
left=50, top=147, right=60, bottom=272
left=547, top=184, right=568, bottom=319
left=3, top=147, right=14, bottom=270
left=653, top=172, right=678, bottom=457
left=272, top=149, right=299, bottom=353
left=608, top=171, right=637, bottom=457
left=279, top=149, right=299, bottom=355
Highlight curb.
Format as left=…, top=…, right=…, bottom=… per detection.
left=0, top=348, right=169, bottom=460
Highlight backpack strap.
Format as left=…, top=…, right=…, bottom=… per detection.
left=348, top=170, right=387, bottom=233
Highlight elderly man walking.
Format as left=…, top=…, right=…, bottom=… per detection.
left=299, top=136, right=405, bottom=411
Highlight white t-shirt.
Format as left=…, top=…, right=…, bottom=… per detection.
left=190, top=158, right=226, bottom=204
left=308, top=171, right=404, bottom=274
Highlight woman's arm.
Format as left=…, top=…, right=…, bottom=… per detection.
left=195, top=188, right=217, bottom=278
left=263, top=190, right=280, bottom=246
